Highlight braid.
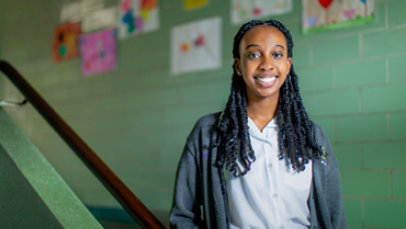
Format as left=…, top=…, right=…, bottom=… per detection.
left=217, top=19, right=322, bottom=177
left=217, top=73, right=255, bottom=176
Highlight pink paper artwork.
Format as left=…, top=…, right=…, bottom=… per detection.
left=80, top=29, right=117, bottom=76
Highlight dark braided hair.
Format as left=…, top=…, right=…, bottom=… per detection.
left=217, top=19, right=322, bottom=177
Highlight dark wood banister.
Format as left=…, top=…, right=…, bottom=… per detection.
left=0, top=60, right=165, bottom=229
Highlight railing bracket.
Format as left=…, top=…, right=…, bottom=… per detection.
left=0, top=99, right=28, bottom=107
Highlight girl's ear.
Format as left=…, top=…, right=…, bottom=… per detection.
left=234, top=58, right=241, bottom=76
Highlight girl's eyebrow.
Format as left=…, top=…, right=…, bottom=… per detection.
left=245, top=44, right=260, bottom=49
left=245, top=44, right=285, bottom=50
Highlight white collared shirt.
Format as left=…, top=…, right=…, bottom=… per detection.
left=225, top=118, right=313, bottom=229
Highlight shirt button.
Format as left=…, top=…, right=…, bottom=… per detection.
left=273, top=193, right=278, bottom=198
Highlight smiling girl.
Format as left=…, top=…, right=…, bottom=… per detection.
left=170, top=19, right=346, bottom=229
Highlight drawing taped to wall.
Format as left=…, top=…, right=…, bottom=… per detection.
left=79, top=29, right=117, bottom=76
left=302, top=0, right=375, bottom=34
left=184, top=0, right=208, bottom=10
left=82, top=7, right=117, bottom=33
left=117, top=0, right=160, bottom=39
left=60, top=0, right=104, bottom=23
left=53, top=22, right=81, bottom=62
left=231, top=0, right=292, bottom=25
left=171, top=17, right=221, bottom=75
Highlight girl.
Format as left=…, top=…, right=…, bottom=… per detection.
left=170, top=19, right=346, bottom=229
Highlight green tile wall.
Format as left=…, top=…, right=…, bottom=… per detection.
left=393, top=172, right=406, bottom=199
left=389, top=55, right=406, bottom=83
left=363, top=27, right=406, bottom=57
left=337, top=114, right=388, bottom=142
left=387, top=0, right=406, bottom=27
left=341, top=171, right=389, bottom=198
left=313, top=35, right=360, bottom=65
left=1, top=0, right=406, bottom=228
left=364, top=143, right=406, bottom=169
left=343, top=199, right=362, bottom=225
left=363, top=84, right=406, bottom=112
left=390, top=113, right=406, bottom=140
left=335, top=58, right=386, bottom=88
left=364, top=201, right=406, bottom=228
left=299, top=66, right=334, bottom=92
left=333, top=144, right=362, bottom=169
left=304, top=89, right=360, bottom=116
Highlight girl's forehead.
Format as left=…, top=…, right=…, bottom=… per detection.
left=240, top=26, right=287, bottom=47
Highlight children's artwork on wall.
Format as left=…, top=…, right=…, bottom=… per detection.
left=79, top=29, right=117, bottom=76
left=171, top=17, right=221, bottom=75
left=302, top=0, right=375, bottom=34
left=231, top=0, right=292, bottom=25
left=60, top=2, right=82, bottom=22
left=60, top=0, right=104, bottom=23
left=117, top=0, right=160, bottom=39
left=80, top=0, right=104, bottom=14
left=184, top=0, right=208, bottom=10
left=53, top=22, right=81, bottom=62
left=82, top=7, right=117, bottom=33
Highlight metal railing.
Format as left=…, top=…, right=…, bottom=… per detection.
left=0, top=60, right=165, bottom=229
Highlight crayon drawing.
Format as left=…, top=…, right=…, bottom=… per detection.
left=53, top=22, right=81, bottom=62
left=117, top=0, right=160, bottom=39
left=171, top=17, right=221, bottom=74
left=302, top=0, right=375, bottom=34
left=184, top=0, right=208, bottom=10
left=231, top=0, right=292, bottom=25
left=79, top=29, right=117, bottom=76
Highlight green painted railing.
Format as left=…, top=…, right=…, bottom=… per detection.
left=0, top=60, right=165, bottom=229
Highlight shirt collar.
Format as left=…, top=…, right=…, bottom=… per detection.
left=248, top=117, right=277, bottom=140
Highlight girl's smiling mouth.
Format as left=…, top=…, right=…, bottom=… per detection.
left=254, top=74, right=278, bottom=87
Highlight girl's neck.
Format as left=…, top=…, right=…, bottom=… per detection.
left=246, top=95, right=279, bottom=131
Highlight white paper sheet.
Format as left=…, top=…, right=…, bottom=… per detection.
left=60, top=0, right=104, bottom=23
left=171, top=17, right=221, bottom=75
left=82, top=7, right=117, bottom=32
left=60, top=2, right=82, bottom=22
left=231, top=0, right=292, bottom=25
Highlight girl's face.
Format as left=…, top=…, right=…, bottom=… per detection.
left=234, top=25, right=292, bottom=102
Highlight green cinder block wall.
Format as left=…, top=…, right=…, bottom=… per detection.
left=0, top=0, right=405, bottom=228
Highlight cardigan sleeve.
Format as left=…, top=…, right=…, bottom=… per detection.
left=169, top=143, right=204, bottom=228
left=314, top=124, right=347, bottom=229
left=325, top=136, right=347, bottom=228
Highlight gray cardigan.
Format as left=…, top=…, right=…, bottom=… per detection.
left=170, top=113, right=347, bottom=229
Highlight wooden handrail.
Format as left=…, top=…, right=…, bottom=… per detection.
left=0, top=60, right=165, bottom=229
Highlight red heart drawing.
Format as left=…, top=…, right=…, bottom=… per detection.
left=252, top=7, right=262, bottom=16
left=318, top=0, right=333, bottom=9
left=194, top=34, right=205, bottom=47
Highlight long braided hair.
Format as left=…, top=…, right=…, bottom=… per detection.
left=216, top=19, right=322, bottom=177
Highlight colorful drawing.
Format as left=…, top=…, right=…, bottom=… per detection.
left=184, top=0, right=208, bottom=10
left=171, top=17, right=221, bottom=74
left=79, top=29, right=117, bottom=76
left=82, top=7, right=117, bottom=32
left=302, top=0, right=375, bottom=34
left=117, top=0, right=160, bottom=39
left=53, top=22, right=81, bottom=62
left=231, top=0, right=292, bottom=25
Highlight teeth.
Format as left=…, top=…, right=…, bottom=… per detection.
left=256, top=77, right=275, bottom=83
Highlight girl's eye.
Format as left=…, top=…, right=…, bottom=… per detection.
left=248, top=53, right=260, bottom=58
left=273, top=52, right=283, bottom=58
